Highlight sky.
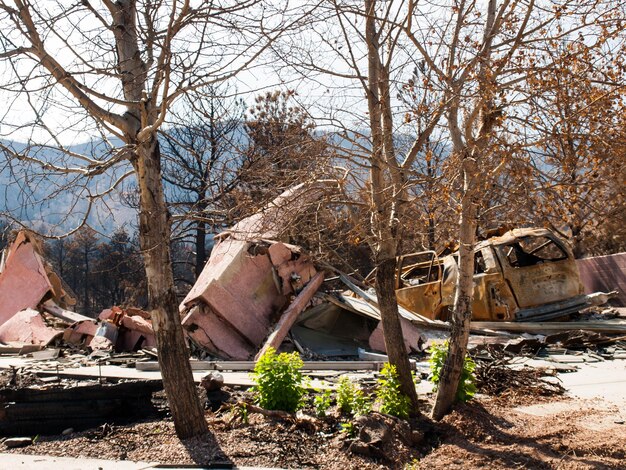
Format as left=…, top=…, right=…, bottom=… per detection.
left=0, top=0, right=429, bottom=146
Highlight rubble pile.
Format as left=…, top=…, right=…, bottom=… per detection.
left=0, top=231, right=155, bottom=354
left=1, top=183, right=623, bottom=367
left=473, top=348, right=566, bottom=398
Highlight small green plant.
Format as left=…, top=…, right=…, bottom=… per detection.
left=352, top=389, right=372, bottom=416
left=376, top=363, right=411, bottom=419
left=337, top=376, right=356, bottom=414
left=313, top=389, right=333, bottom=417
left=336, top=376, right=371, bottom=416
left=233, top=403, right=249, bottom=424
left=251, top=347, right=307, bottom=412
left=404, top=458, right=420, bottom=469
left=428, top=340, right=477, bottom=402
left=339, top=421, right=357, bottom=438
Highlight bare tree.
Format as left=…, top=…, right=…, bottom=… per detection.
left=0, top=0, right=295, bottom=438
left=406, top=0, right=626, bottom=419
left=278, top=0, right=449, bottom=409
left=161, top=86, right=246, bottom=278
left=521, top=44, right=626, bottom=257
left=280, top=0, right=624, bottom=418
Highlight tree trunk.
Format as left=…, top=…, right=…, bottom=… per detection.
left=84, top=249, right=89, bottom=313
left=364, top=0, right=418, bottom=413
left=376, top=256, right=419, bottom=410
left=195, top=197, right=207, bottom=278
left=431, top=163, right=477, bottom=420
left=195, top=222, right=206, bottom=279
left=134, top=137, right=207, bottom=438
left=432, top=0, right=497, bottom=421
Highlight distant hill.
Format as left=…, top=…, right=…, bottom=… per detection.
left=0, top=138, right=138, bottom=235
left=0, top=125, right=426, bottom=236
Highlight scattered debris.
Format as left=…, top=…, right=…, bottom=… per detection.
left=474, top=349, right=566, bottom=400
left=471, top=319, right=626, bottom=335
left=0, top=232, right=156, bottom=355
left=3, top=437, right=32, bottom=448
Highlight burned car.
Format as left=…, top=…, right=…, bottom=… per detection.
left=393, top=228, right=615, bottom=322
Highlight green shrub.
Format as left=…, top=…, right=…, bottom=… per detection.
left=251, top=347, right=307, bottom=412
left=337, top=376, right=356, bottom=414
left=313, top=389, right=333, bottom=417
left=336, top=376, right=371, bottom=416
left=428, top=340, right=476, bottom=402
left=339, top=421, right=357, bottom=437
left=352, top=388, right=373, bottom=416
left=376, top=363, right=411, bottom=419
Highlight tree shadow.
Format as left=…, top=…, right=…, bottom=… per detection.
left=432, top=401, right=619, bottom=469
left=179, top=431, right=233, bottom=468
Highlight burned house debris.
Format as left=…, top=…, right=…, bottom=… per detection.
left=0, top=231, right=155, bottom=352
left=0, top=178, right=619, bottom=369
left=180, top=238, right=319, bottom=359
left=179, top=181, right=331, bottom=360
left=0, top=231, right=76, bottom=329
left=0, top=188, right=621, bottom=365
left=0, top=182, right=624, bottom=441
left=177, top=184, right=621, bottom=360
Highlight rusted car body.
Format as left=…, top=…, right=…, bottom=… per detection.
left=394, top=228, right=607, bottom=322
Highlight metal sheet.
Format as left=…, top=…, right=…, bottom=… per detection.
left=0, top=309, right=61, bottom=345
left=0, top=232, right=53, bottom=326
left=577, top=253, right=625, bottom=307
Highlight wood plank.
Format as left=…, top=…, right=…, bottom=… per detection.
left=41, top=300, right=93, bottom=324
left=255, top=272, right=325, bottom=360
left=135, top=360, right=406, bottom=372
left=471, top=321, right=626, bottom=334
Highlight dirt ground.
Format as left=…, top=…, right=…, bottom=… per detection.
left=3, top=388, right=625, bottom=469
left=421, top=397, right=626, bottom=469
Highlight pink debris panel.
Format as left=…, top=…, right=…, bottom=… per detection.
left=219, top=181, right=334, bottom=241
left=0, top=309, right=61, bottom=345
left=0, top=232, right=53, bottom=326
left=179, top=181, right=332, bottom=359
left=368, top=317, right=423, bottom=354
left=577, top=253, right=625, bottom=307
left=180, top=237, right=318, bottom=359
left=182, top=305, right=255, bottom=360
